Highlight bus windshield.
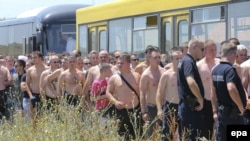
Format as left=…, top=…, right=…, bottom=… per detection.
left=45, top=23, right=76, bottom=54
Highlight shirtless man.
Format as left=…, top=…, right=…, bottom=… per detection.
left=236, top=45, right=248, bottom=65
left=47, top=56, right=69, bottom=94
left=140, top=48, right=165, bottom=138
left=82, top=50, right=110, bottom=108
left=111, top=50, right=121, bottom=72
left=0, top=58, right=12, bottom=119
left=197, top=40, right=220, bottom=139
left=134, top=45, right=156, bottom=75
left=58, top=56, right=85, bottom=106
left=156, top=47, right=182, bottom=141
left=26, top=51, right=48, bottom=117
left=88, top=50, right=99, bottom=66
left=233, top=45, right=247, bottom=79
left=106, top=53, right=142, bottom=140
left=40, top=55, right=60, bottom=109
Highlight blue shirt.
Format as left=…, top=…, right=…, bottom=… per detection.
left=177, top=54, right=204, bottom=99
left=212, top=61, right=246, bottom=107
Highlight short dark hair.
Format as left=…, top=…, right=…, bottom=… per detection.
left=73, top=49, right=81, bottom=57
left=145, top=45, right=156, bottom=54
left=228, top=38, right=240, bottom=45
left=17, top=60, right=26, bottom=69
left=221, top=41, right=237, bottom=57
left=99, top=63, right=111, bottom=73
left=119, top=52, right=131, bottom=63
left=32, top=51, right=43, bottom=59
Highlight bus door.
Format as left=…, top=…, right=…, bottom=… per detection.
left=161, top=11, right=189, bottom=54
left=88, top=24, right=107, bottom=52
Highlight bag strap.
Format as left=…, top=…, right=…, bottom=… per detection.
left=118, top=73, right=140, bottom=101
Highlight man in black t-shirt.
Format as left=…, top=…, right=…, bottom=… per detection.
left=177, top=38, right=205, bottom=140
left=211, top=41, right=246, bottom=141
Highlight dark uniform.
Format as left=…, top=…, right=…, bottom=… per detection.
left=212, top=62, right=246, bottom=141
left=177, top=54, right=205, bottom=141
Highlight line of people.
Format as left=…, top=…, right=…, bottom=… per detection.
left=0, top=37, right=249, bottom=141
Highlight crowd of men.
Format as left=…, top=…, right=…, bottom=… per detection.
left=0, top=37, right=249, bottom=141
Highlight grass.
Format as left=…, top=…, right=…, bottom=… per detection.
left=0, top=97, right=212, bottom=141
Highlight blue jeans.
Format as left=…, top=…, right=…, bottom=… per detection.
left=178, top=101, right=205, bottom=141
left=216, top=105, right=245, bottom=141
left=22, top=97, right=31, bottom=122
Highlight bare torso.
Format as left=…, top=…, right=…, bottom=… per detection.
left=60, top=69, right=85, bottom=95
left=134, top=62, right=148, bottom=75
left=41, top=69, right=57, bottom=98
left=111, top=72, right=140, bottom=109
left=27, top=65, right=48, bottom=94
left=141, top=67, right=165, bottom=104
left=197, top=58, right=219, bottom=100
left=240, top=59, right=250, bottom=96
left=163, top=68, right=179, bottom=104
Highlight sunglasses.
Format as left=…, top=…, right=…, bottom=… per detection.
left=53, top=61, right=60, bottom=64
left=69, top=61, right=75, bottom=63
left=132, top=59, right=139, bottom=61
left=84, top=62, right=91, bottom=65
left=115, top=56, right=120, bottom=59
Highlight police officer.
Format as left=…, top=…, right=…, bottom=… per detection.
left=211, top=41, right=246, bottom=141
left=177, top=38, right=205, bottom=140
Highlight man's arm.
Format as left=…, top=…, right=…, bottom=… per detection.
left=4, top=67, right=12, bottom=86
left=81, top=71, right=94, bottom=105
left=47, top=69, right=60, bottom=94
left=186, top=76, right=204, bottom=110
left=134, top=64, right=143, bottom=75
left=211, top=86, right=218, bottom=122
left=156, top=73, right=168, bottom=120
left=227, top=82, right=245, bottom=115
left=139, top=74, right=148, bottom=115
left=26, top=69, right=33, bottom=98
left=57, top=73, right=65, bottom=97
left=106, top=76, right=125, bottom=109
left=39, top=71, right=47, bottom=97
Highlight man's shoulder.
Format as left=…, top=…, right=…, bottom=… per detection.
left=89, top=65, right=99, bottom=71
left=240, top=59, right=250, bottom=68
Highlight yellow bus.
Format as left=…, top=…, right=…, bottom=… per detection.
left=76, top=0, right=250, bottom=57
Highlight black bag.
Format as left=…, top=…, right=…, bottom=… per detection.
left=184, top=95, right=199, bottom=110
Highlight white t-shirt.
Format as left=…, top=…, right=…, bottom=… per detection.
left=66, top=37, right=76, bottom=54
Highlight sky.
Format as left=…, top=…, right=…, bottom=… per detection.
left=0, top=0, right=115, bottom=19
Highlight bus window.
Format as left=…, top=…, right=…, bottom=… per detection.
left=191, top=6, right=225, bottom=56
left=133, top=15, right=158, bottom=56
left=89, top=31, right=97, bottom=51
left=99, top=30, right=107, bottom=51
left=165, top=22, right=172, bottom=53
left=109, top=18, right=132, bottom=53
left=79, top=25, right=88, bottom=57
left=228, top=1, right=250, bottom=51
left=178, top=20, right=188, bottom=46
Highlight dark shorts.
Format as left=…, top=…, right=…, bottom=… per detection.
left=31, top=93, right=42, bottom=108
left=114, top=104, right=142, bottom=140
left=0, top=90, right=7, bottom=114
left=46, top=96, right=58, bottom=110
left=63, top=91, right=79, bottom=106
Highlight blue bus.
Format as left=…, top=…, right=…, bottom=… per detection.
left=0, top=4, right=89, bottom=56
